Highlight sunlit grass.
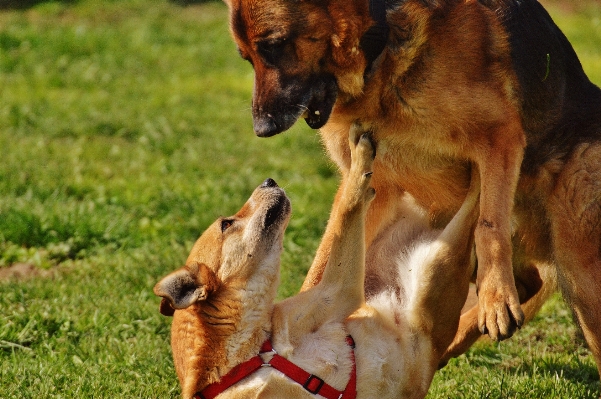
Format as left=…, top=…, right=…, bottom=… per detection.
left=0, top=1, right=599, bottom=397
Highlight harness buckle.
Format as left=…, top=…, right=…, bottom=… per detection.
left=303, top=374, right=325, bottom=395
left=259, top=343, right=277, bottom=355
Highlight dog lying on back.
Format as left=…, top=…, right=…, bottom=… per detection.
left=155, top=125, right=480, bottom=398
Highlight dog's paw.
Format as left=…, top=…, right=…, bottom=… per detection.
left=477, top=283, right=524, bottom=341
left=345, top=123, right=376, bottom=206
left=349, top=123, right=376, bottom=161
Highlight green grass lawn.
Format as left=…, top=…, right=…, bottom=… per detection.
left=0, top=0, right=600, bottom=397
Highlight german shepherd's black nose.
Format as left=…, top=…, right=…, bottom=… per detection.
left=261, top=178, right=278, bottom=188
left=254, top=114, right=280, bottom=137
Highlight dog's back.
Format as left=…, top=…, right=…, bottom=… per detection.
left=485, top=0, right=601, bottom=173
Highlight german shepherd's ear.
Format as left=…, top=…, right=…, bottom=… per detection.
left=418, top=0, right=441, bottom=9
left=153, top=262, right=220, bottom=315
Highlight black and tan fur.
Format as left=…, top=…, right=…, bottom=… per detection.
left=223, top=0, right=601, bottom=383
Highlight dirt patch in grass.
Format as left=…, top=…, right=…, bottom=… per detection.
left=0, top=263, right=53, bottom=282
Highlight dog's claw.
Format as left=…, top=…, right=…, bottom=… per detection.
left=478, top=298, right=523, bottom=341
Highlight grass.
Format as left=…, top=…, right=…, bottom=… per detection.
left=0, top=0, right=600, bottom=397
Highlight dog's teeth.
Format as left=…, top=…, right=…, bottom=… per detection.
left=314, top=110, right=320, bottom=115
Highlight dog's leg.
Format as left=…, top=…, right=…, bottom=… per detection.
left=439, top=261, right=554, bottom=367
left=302, top=178, right=404, bottom=292
left=302, top=186, right=347, bottom=291
left=278, top=124, right=375, bottom=330
left=549, top=142, right=601, bottom=379
left=472, top=121, right=526, bottom=341
left=313, top=124, right=376, bottom=320
left=408, top=166, right=480, bottom=358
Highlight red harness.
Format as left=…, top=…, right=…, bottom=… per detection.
left=195, top=336, right=357, bottom=399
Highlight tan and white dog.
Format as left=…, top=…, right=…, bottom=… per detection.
left=154, top=125, right=480, bottom=399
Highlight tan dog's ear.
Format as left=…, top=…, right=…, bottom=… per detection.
left=153, top=262, right=220, bottom=312
left=159, top=298, right=175, bottom=317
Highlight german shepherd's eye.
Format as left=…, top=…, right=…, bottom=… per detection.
left=256, top=39, right=287, bottom=66
left=221, top=219, right=234, bottom=232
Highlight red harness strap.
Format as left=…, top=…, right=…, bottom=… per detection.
left=195, top=336, right=357, bottom=399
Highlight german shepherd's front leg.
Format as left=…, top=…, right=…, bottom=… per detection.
left=473, top=119, right=526, bottom=341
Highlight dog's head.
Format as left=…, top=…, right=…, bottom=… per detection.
left=154, top=178, right=291, bottom=315
left=224, top=0, right=375, bottom=136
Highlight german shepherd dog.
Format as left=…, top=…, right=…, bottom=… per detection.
left=224, top=0, right=601, bottom=380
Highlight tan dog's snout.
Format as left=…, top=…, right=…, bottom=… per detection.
left=256, top=178, right=291, bottom=231
left=260, top=178, right=278, bottom=188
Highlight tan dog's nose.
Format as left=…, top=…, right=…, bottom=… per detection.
left=261, top=178, right=278, bottom=188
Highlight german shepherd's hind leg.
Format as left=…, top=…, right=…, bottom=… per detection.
left=549, top=142, right=601, bottom=380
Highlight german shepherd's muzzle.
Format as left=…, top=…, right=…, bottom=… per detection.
left=229, top=0, right=381, bottom=137
left=251, top=68, right=337, bottom=136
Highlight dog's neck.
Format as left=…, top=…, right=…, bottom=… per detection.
left=360, top=0, right=390, bottom=74
left=336, top=0, right=432, bottom=103
left=179, top=264, right=279, bottom=397
left=222, top=268, right=279, bottom=368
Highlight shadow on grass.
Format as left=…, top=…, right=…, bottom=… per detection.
left=464, top=343, right=600, bottom=393
left=516, top=358, right=600, bottom=387
left=0, top=0, right=79, bottom=9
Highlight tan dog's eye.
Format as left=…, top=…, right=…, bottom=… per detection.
left=221, top=219, right=234, bottom=232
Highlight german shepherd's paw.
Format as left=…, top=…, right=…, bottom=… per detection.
left=343, top=123, right=376, bottom=209
left=477, top=278, right=524, bottom=341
